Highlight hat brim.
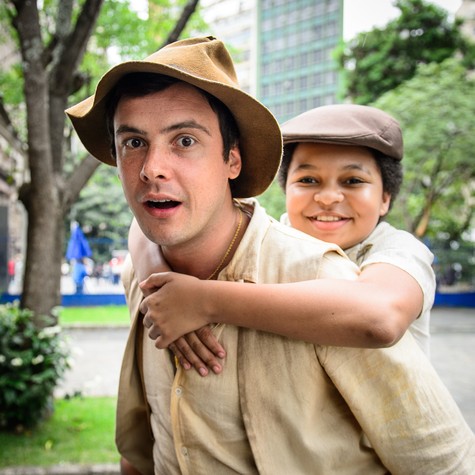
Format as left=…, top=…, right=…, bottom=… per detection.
left=66, top=61, right=282, bottom=198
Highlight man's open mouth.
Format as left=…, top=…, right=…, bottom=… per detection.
left=146, top=199, right=180, bottom=209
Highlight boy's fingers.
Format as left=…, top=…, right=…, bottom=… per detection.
left=195, top=325, right=226, bottom=359
left=171, top=334, right=223, bottom=376
left=168, top=341, right=192, bottom=370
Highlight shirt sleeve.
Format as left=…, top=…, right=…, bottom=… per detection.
left=360, top=227, right=436, bottom=315
left=319, top=333, right=475, bottom=473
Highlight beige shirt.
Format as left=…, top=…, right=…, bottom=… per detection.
left=119, top=199, right=475, bottom=475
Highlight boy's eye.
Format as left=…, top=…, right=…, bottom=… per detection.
left=345, top=177, right=365, bottom=185
left=177, top=136, right=196, bottom=147
left=298, top=177, right=317, bottom=184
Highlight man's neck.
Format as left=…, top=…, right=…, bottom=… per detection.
left=161, top=203, right=250, bottom=280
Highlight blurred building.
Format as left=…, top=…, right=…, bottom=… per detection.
left=258, top=0, right=343, bottom=122
left=201, top=0, right=257, bottom=95
left=201, top=0, right=344, bottom=123
left=0, top=41, right=27, bottom=293
left=456, top=0, right=475, bottom=40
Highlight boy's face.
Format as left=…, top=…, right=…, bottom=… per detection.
left=285, top=143, right=390, bottom=250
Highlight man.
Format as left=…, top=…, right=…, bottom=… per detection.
left=66, top=36, right=475, bottom=474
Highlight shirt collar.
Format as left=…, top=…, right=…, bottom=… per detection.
left=218, top=198, right=271, bottom=283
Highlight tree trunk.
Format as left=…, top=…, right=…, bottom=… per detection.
left=414, top=207, right=431, bottom=239
left=163, top=0, right=200, bottom=46
left=21, top=193, right=64, bottom=323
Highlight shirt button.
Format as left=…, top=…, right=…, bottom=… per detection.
left=175, top=387, right=183, bottom=397
left=181, top=446, right=188, bottom=456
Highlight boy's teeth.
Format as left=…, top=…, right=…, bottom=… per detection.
left=316, top=216, right=340, bottom=222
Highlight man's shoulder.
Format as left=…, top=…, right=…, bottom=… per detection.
left=267, top=214, right=345, bottom=255
left=244, top=198, right=343, bottom=253
left=271, top=217, right=327, bottom=240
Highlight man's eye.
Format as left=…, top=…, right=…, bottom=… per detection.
left=177, top=136, right=195, bottom=147
left=125, top=138, right=143, bottom=148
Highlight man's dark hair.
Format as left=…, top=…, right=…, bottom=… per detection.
left=105, top=72, right=240, bottom=163
left=278, top=143, right=403, bottom=212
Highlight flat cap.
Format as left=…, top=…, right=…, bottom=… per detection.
left=282, top=104, right=403, bottom=160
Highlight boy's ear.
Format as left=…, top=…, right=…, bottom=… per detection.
left=228, top=145, right=242, bottom=180
left=380, top=192, right=391, bottom=217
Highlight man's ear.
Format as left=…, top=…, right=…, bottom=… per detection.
left=228, top=145, right=242, bottom=180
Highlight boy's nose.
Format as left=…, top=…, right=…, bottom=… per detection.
left=313, top=187, right=344, bottom=206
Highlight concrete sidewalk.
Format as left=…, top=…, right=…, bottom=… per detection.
left=56, top=306, right=475, bottom=430
left=428, top=306, right=475, bottom=431
left=0, top=465, right=119, bottom=475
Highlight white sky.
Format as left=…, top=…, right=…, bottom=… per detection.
left=344, top=0, right=463, bottom=39
left=132, top=1, right=463, bottom=41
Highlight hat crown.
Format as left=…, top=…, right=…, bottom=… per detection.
left=145, top=36, right=239, bottom=87
left=282, top=104, right=403, bottom=161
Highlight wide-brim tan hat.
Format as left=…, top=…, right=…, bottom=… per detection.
left=66, top=36, right=282, bottom=198
left=282, top=104, right=403, bottom=160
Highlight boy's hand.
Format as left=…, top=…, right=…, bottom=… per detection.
left=140, top=272, right=226, bottom=376
left=169, top=326, right=226, bottom=376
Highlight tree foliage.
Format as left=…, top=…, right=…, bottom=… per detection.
left=336, top=0, right=475, bottom=104
left=373, top=58, right=475, bottom=242
left=257, top=180, right=285, bottom=221
left=0, top=302, right=70, bottom=431
left=67, top=166, right=130, bottom=260
left=0, top=0, right=202, bottom=321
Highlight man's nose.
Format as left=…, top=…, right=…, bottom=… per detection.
left=140, top=145, right=171, bottom=182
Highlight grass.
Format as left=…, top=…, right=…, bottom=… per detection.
left=0, top=307, right=127, bottom=467
left=59, top=305, right=130, bottom=326
left=0, top=397, right=119, bottom=467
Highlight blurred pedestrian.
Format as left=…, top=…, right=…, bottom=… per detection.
left=72, top=258, right=88, bottom=294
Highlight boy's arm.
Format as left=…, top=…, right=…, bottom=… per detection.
left=132, top=218, right=424, bottom=373
left=129, top=217, right=167, bottom=282
left=141, top=259, right=422, bottom=351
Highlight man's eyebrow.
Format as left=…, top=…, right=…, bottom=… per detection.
left=115, top=125, right=146, bottom=136
left=115, top=120, right=211, bottom=137
left=162, top=120, right=211, bottom=136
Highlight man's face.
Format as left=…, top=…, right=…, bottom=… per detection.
left=113, top=82, right=241, bottom=253
left=285, top=143, right=390, bottom=250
